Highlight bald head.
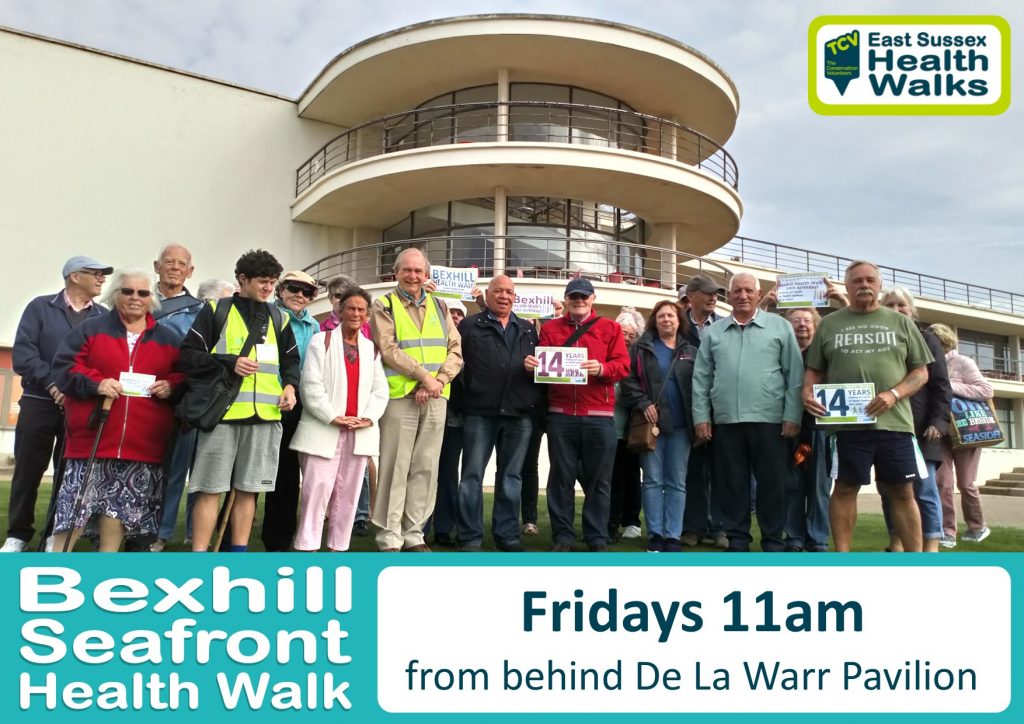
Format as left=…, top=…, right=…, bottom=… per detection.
left=487, top=274, right=516, bottom=320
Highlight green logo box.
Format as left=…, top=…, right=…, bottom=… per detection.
left=808, top=15, right=1011, bottom=115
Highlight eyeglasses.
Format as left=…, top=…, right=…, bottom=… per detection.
left=567, top=293, right=590, bottom=301
left=283, top=283, right=315, bottom=298
left=120, top=288, right=152, bottom=298
left=76, top=269, right=107, bottom=279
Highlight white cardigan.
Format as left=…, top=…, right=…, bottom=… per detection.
left=290, top=330, right=389, bottom=458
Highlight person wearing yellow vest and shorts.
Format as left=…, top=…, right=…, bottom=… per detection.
left=179, top=249, right=301, bottom=552
left=369, top=248, right=462, bottom=552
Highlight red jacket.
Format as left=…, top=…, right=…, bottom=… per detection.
left=52, top=310, right=185, bottom=463
left=538, top=312, right=630, bottom=416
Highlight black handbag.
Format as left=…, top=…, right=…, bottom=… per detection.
left=175, top=300, right=268, bottom=432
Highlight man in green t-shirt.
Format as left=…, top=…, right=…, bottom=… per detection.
left=803, top=260, right=933, bottom=552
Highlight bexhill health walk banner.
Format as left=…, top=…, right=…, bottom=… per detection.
left=0, top=7, right=1021, bottom=724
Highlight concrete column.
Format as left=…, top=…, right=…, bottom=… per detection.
left=497, top=68, right=509, bottom=143
left=493, top=186, right=507, bottom=276
left=647, top=223, right=680, bottom=292
left=1013, top=398, right=1024, bottom=450
left=1012, top=334, right=1022, bottom=382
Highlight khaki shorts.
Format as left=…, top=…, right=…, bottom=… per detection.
left=189, top=422, right=283, bottom=494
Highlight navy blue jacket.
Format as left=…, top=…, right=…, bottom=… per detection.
left=458, top=311, right=540, bottom=417
left=12, top=291, right=106, bottom=400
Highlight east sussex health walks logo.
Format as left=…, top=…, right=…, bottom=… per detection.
left=809, top=15, right=1010, bottom=115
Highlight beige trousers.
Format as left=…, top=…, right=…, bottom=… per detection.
left=372, top=396, right=447, bottom=550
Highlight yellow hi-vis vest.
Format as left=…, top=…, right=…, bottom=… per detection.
left=212, top=300, right=289, bottom=421
left=385, top=292, right=450, bottom=400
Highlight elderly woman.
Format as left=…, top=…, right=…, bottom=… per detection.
left=260, top=271, right=324, bottom=551
left=620, top=300, right=697, bottom=552
left=879, top=288, right=951, bottom=553
left=49, top=269, right=184, bottom=552
left=290, top=288, right=389, bottom=551
left=609, top=308, right=645, bottom=542
left=782, top=307, right=831, bottom=552
left=929, top=323, right=992, bottom=547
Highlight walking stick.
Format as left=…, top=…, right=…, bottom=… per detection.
left=62, top=396, right=114, bottom=553
left=212, top=488, right=236, bottom=551
left=37, top=434, right=67, bottom=552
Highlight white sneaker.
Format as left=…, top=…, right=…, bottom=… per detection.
left=962, top=527, right=991, bottom=543
left=44, top=536, right=55, bottom=552
left=0, top=537, right=28, bottom=553
left=621, top=525, right=642, bottom=539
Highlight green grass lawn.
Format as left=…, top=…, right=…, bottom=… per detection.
left=3, top=480, right=1020, bottom=553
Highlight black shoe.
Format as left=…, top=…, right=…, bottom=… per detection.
left=551, top=542, right=573, bottom=552
left=459, top=541, right=483, bottom=552
left=434, top=532, right=456, bottom=548
left=496, top=540, right=526, bottom=552
left=352, top=520, right=369, bottom=537
left=663, top=538, right=683, bottom=553
left=588, top=543, right=608, bottom=553
left=647, top=534, right=665, bottom=553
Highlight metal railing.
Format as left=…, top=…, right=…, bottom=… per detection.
left=968, top=354, right=1022, bottom=382
left=302, top=235, right=733, bottom=292
left=714, top=236, right=1024, bottom=317
left=296, top=101, right=738, bottom=194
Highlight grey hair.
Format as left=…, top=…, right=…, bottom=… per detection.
left=844, top=260, right=881, bottom=282
left=155, top=244, right=192, bottom=264
left=101, top=269, right=161, bottom=312
left=327, top=274, right=357, bottom=298
left=393, top=247, right=430, bottom=275
left=881, top=286, right=918, bottom=319
left=728, top=272, right=761, bottom=292
left=197, top=278, right=236, bottom=302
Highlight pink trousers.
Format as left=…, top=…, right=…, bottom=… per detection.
left=934, top=441, right=986, bottom=537
left=294, top=429, right=368, bottom=551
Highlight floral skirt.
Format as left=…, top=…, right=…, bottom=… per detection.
left=54, top=458, right=165, bottom=536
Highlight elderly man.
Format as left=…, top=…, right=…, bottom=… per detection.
left=525, top=278, right=629, bottom=552
left=2, top=255, right=110, bottom=552
left=678, top=274, right=727, bottom=549
left=692, top=272, right=804, bottom=552
left=149, top=244, right=204, bottom=552
left=370, top=248, right=462, bottom=552
left=455, top=275, right=540, bottom=552
left=180, top=249, right=301, bottom=552
left=803, top=261, right=932, bottom=552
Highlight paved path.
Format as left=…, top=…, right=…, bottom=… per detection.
left=858, top=492, right=1024, bottom=528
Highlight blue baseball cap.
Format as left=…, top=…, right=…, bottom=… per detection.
left=62, top=255, right=113, bottom=278
left=564, top=278, right=595, bottom=297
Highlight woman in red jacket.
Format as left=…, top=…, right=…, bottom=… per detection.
left=49, top=270, right=185, bottom=552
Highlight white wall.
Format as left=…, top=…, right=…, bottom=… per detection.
left=0, top=29, right=345, bottom=345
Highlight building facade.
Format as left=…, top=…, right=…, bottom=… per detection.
left=1, top=15, right=1021, bottom=482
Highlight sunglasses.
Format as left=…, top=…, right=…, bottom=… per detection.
left=567, top=293, right=590, bottom=301
left=76, top=269, right=107, bottom=279
left=120, top=288, right=152, bottom=298
left=284, top=283, right=316, bottom=298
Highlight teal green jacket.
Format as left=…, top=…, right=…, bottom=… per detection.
left=692, top=310, right=804, bottom=426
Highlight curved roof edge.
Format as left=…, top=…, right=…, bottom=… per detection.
left=298, top=13, right=740, bottom=112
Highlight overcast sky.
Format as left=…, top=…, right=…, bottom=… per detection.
left=1, top=0, right=1021, bottom=292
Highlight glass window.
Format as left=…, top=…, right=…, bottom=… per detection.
left=958, top=330, right=1016, bottom=379
left=993, top=398, right=1015, bottom=449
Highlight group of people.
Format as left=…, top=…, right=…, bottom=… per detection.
left=0, top=248, right=992, bottom=553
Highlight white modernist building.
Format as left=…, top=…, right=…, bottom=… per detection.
left=1, top=15, right=1021, bottom=485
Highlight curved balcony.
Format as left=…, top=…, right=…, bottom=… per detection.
left=296, top=101, right=737, bottom=194
left=302, top=234, right=734, bottom=295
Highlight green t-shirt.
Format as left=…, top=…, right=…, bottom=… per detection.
left=804, top=306, right=933, bottom=433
